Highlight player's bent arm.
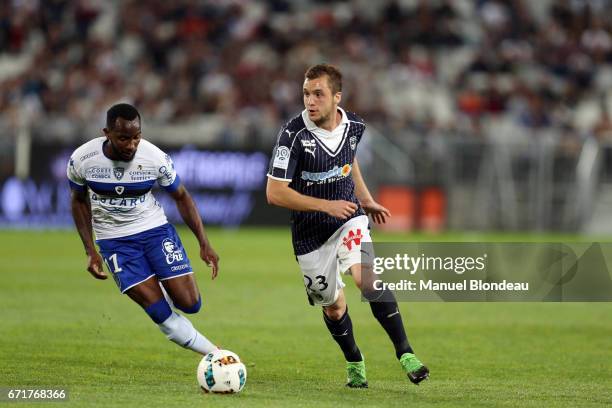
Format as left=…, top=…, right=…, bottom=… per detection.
left=170, top=184, right=211, bottom=247
left=70, top=189, right=97, bottom=256
left=351, top=158, right=391, bottom=224
left=169, top=184, right=219, bottom=277
left=266, top=178, right=327, bottom=211
left=266, top=178, right=358, bottom=219
left=70, top=189, right=106, bottom=279
left=351, top=158, right=375, bottom=205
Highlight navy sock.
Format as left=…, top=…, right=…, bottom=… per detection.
left=323, top=307, right=362, bottom=362
left=144, top=298, right=172, bottom=324
left=176, top=296, right=202, bottom=314
left=369, top=294, right=413, bottom=359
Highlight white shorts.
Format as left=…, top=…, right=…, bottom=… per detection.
left=296, top=215, right=371, bottom=306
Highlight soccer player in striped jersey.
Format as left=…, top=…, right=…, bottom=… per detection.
left=68, top=103, right=220, bottom=356
left=267, top=64, right=429, bottom=387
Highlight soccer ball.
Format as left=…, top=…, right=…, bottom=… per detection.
left=197, top=349, right=247, bottom=394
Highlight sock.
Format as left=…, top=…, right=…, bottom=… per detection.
left=323, top=307, right=362, bottom=362
left=158, top=312, right=216, bottom=355
left=369, top=293, right=413, bottom=359
left=144, top=298, right=173, bottom=324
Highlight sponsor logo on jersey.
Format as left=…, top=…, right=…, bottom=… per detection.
left=350, top=136, right=357, bottom=150
left=79, top=151, right=99, bottom=161
left=300, top=139, right=316, bottom=147
left=128, top=168, right=157, bottom=181
left=342, top=228, right=363, bottom=250
left=113, top=167, right=125, bottom=180
left=301, top=164, right=352, bottom=183
left=90, top=193, right=146, bottom=208
left=158, top=165, right=173, bottom=181
left=86, top=167, right=112, bottom=179
left=162, top=238, right=184, bottom=264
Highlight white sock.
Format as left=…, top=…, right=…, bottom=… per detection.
left=158, top=312, right=216, bottom=355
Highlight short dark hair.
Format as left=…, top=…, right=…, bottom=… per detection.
left=305, top=64, right=342, bottom=94
left=106, top=103, right=141, bottom=129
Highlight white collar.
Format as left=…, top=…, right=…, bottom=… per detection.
left=302, top=107, right=349, bottom=134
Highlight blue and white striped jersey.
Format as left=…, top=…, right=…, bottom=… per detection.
left=67, top=137, right=180, bottom=240
left=268, top=107, right=366, bottom=255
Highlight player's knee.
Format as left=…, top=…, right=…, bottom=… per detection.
left=361, top=289, right=378, bottom=302
left=176, top=296, right=202, bottom=314
left=323, top=305, right=346, bottom=321
left=364, top=287, right=396, bottom=303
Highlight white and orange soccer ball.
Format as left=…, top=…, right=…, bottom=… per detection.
left=197, top=349, right=247, bottom=394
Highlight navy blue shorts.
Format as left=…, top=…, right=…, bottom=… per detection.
left=96, top=223, right=193, bottom=293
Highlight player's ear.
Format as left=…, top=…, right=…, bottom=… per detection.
left=335, top=91, right=342, bottom=105
left=102, top=127, right=111, bottom=138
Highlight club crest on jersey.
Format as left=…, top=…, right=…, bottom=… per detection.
left=114, top=186, right=125, bottom=195
left=342, top=229, right=363, bottom=250
left=350, top=136, right=357, bottom=150
left=162, top=238, right=184, bottom=264
left=113, top=167, right=125, bottom=180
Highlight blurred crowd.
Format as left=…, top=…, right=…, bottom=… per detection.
left=1, top=0, right=612, bottom=145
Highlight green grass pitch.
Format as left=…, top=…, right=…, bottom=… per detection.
left=1, top=228, right=611, bottom=407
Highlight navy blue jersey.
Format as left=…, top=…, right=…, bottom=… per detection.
left=267, top=108, right=366, bottom=255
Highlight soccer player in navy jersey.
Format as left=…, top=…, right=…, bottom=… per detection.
left=68, top=103, right=220, bottom=356
left=267, top=64, right=429, bottom=387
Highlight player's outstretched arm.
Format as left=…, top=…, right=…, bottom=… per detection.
left=352, top=158, right=391, bottom=224
left=266, top=178, right=357, bottom=219
left=69, top=189, right=107, bottom=280
left=170, top=184, right=219, bottom=279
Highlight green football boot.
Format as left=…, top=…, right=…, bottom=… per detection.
left=399, top=353, right=429, bottom=385
left=346, top=359, right=368, bottom=388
